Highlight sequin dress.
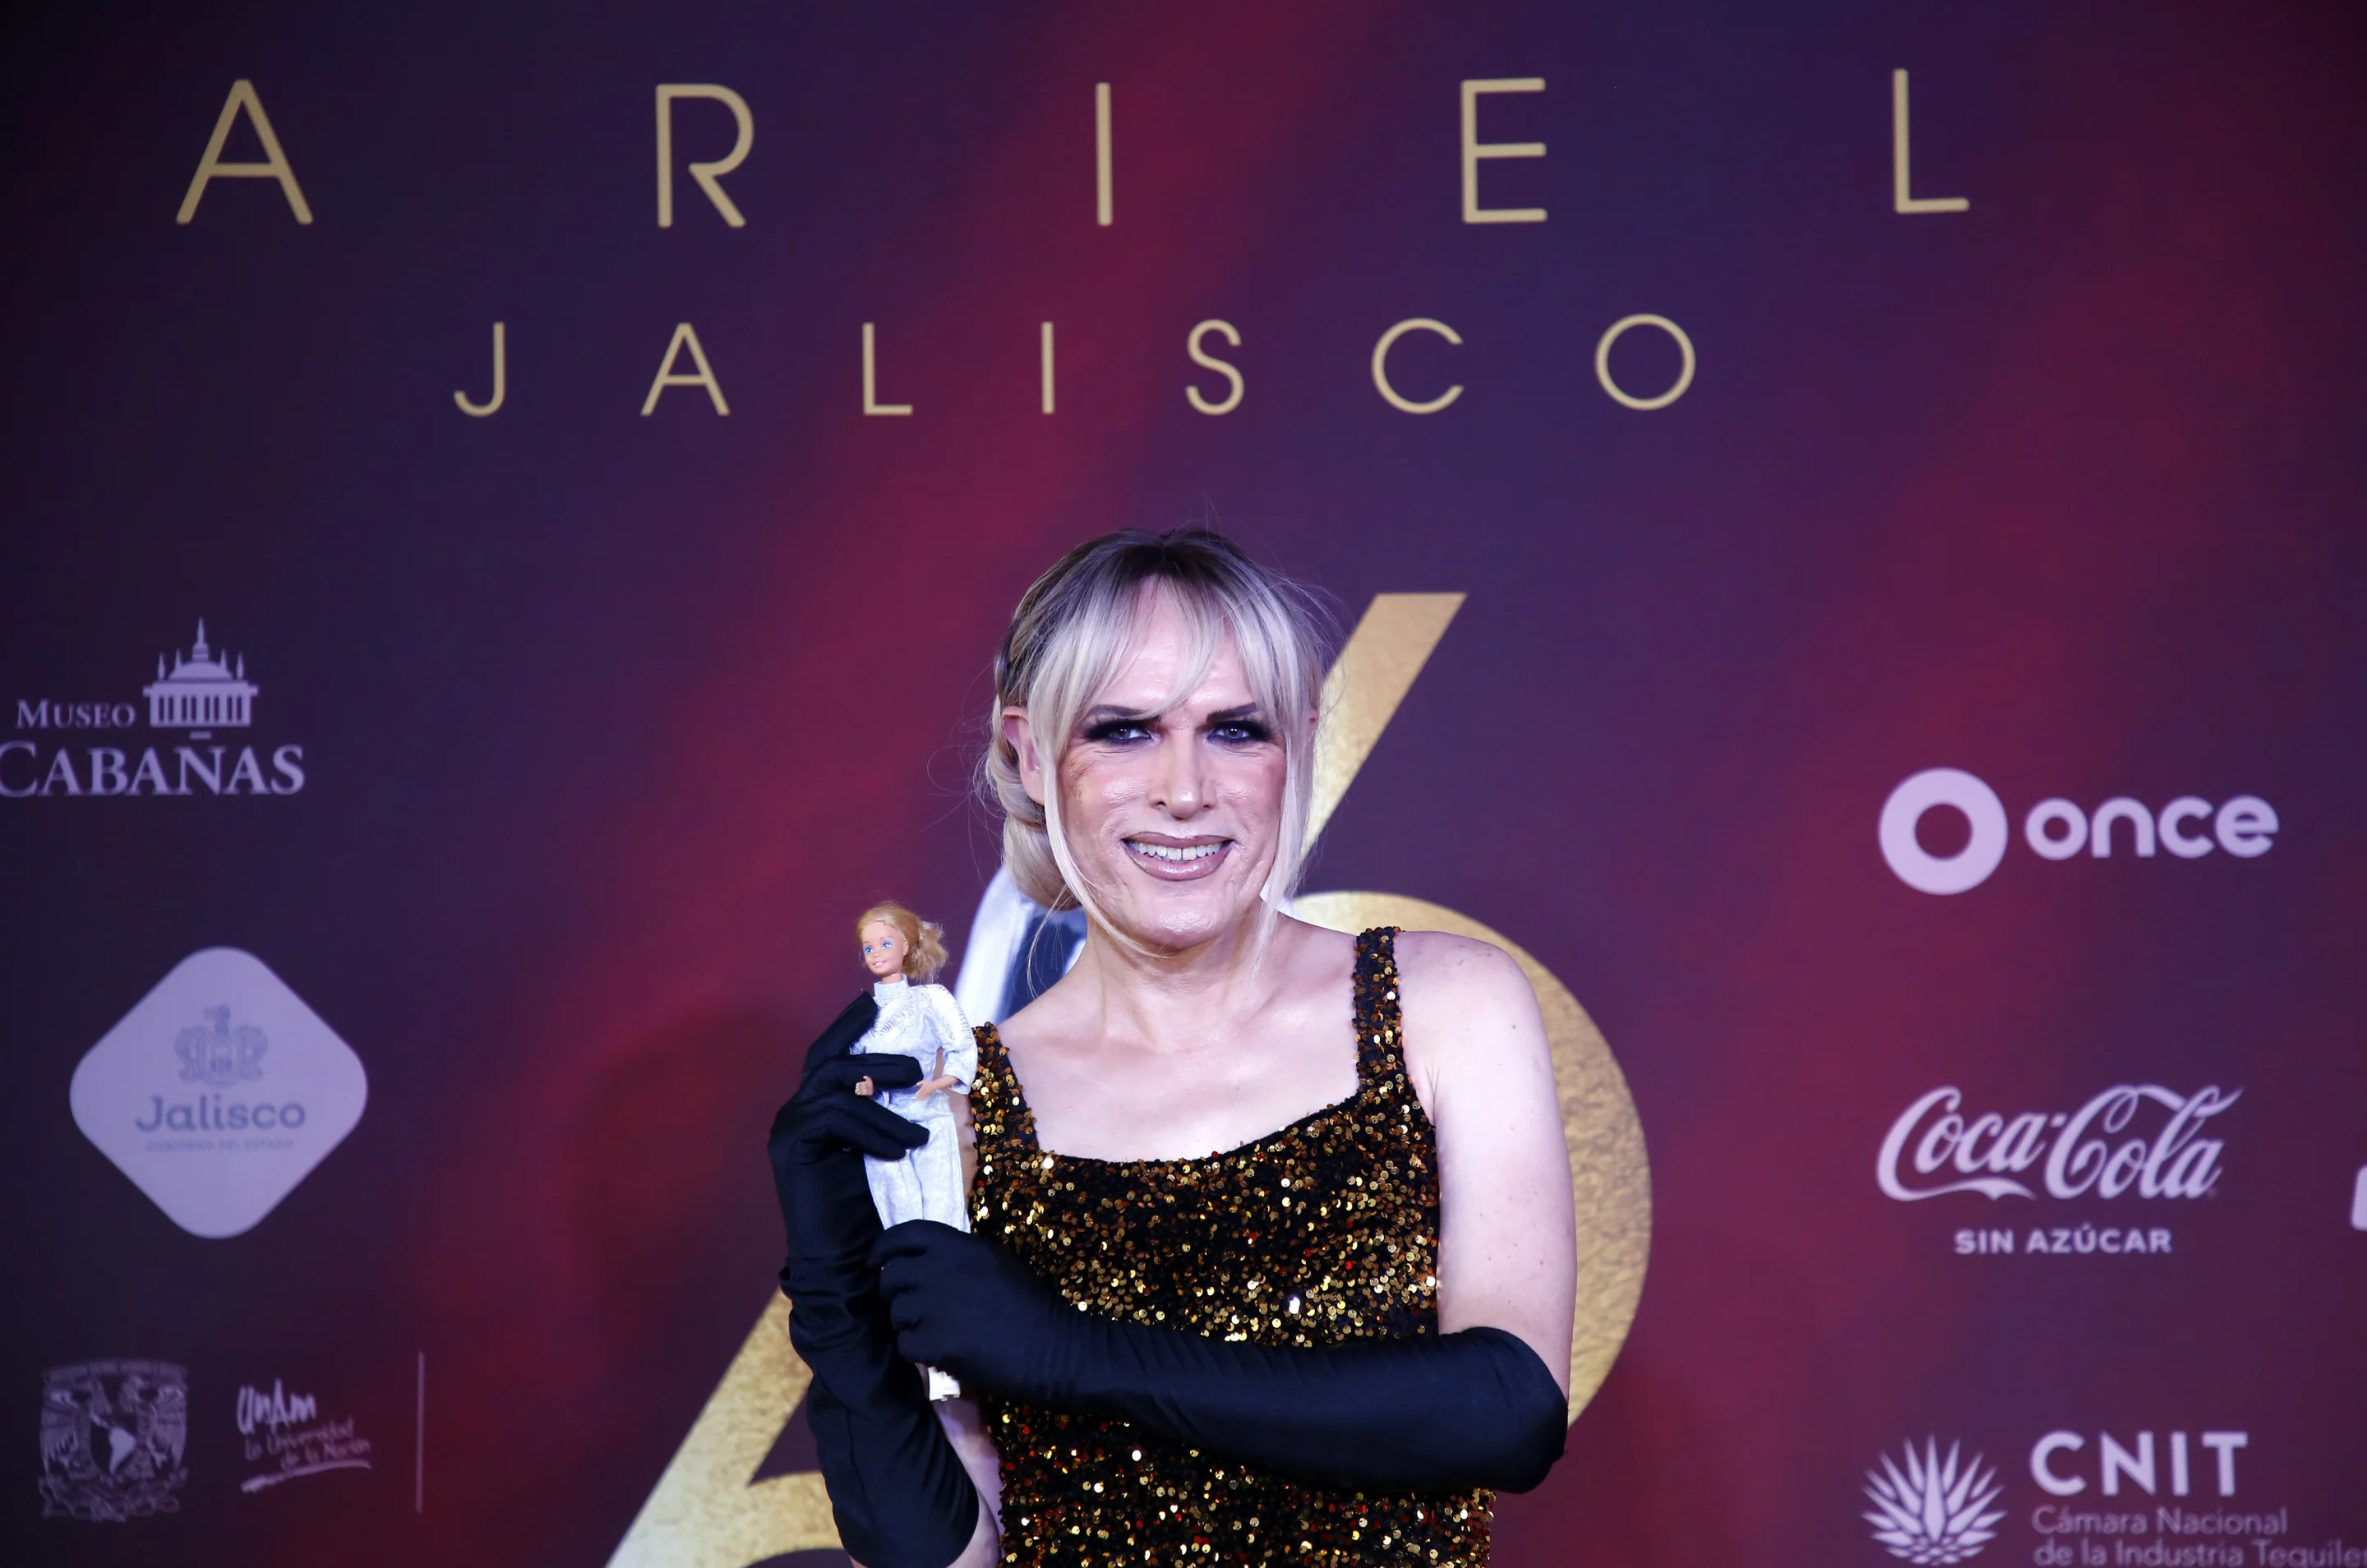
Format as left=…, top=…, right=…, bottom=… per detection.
left=967, top=928, right=1493, bottom=1566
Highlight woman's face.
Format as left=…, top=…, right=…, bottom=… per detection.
left=1013, top=590, right=1290, bottom=954
left=860, top=921, right=907, bottom=980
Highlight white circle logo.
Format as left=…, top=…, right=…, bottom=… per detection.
left=1879, top=768, right=2009, bottom=895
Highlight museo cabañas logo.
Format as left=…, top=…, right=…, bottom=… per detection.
left=3, top=619, right=306, bottom=798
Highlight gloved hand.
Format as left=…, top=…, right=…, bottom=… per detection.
left=770, top=994, right=925, bottom=1328
left=873, top=1220, right=1567, bottom=1496
left=768, top=997, right=979, bottom=1568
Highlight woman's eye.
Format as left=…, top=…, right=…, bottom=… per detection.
left=1082, top=719, right=1153, bottom=745
left=1211, top=721, right=1272, bottom=745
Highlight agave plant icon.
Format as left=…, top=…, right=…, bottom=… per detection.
left=1862, top=1438, right=2007, bottom=1565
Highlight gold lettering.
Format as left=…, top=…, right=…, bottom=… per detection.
left=862, top=323, right=912, bottom=416
left=1370, top=318, right=1464, bottom=414
left=658, top=85, right=754, bottom=228
left=1593, top=314, right=1696, bottom=410
left=454, top=322, right=505, bottom=417
left=1186, top=320, right=1245, bottom=416
left=1460, top=78, right=1546, bottom=224
left=177, top=80, right=312, bottom=225
left=642, top=323, right=729, bottom=415
left=1892, top=69, right=1969, bottom=214
left=1095, top=82, right=1114, bottom=226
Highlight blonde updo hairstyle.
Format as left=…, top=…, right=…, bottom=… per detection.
left=983, top=528, right=1332, bottom=945
left=856, top=901, right=948, bottom=983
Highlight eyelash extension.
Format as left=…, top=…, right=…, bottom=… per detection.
left=1077, top=713, right=1272, bottom=744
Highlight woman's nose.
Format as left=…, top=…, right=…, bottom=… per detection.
left=1151, top=735, right=1207, bottom=816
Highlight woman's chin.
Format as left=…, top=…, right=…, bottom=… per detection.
left=1097, top=880, right=1266, bottom=952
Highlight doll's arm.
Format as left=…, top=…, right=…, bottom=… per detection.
left=914, top=1048, right=960, bottom=1101
left=924, top=988, right=978, bottom=1092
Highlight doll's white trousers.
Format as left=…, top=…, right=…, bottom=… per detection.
left=863, top=1104, right=970, bottom=1233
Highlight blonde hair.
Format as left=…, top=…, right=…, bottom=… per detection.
left=981, top=528, right=1332, bottom=943
left=856, top=901, right=948, bottom=983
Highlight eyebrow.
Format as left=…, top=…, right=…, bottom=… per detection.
left=1076, top=702, right=1266, bottom=728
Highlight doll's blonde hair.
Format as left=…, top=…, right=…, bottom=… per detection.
left=981, top=528, right=1332, bottom=946
left=856, top=902, right=948, bottom=983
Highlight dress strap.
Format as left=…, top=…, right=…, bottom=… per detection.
left=967, top=1023, right=1040, bottom=1154
left=1351, top=927, right=1408, bottom=1088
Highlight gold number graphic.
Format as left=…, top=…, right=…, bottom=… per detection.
left=607, top=593, right=1653, bottom=1565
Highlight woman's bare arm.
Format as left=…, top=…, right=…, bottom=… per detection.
left=1396, top=931, right=1576, bottom=1394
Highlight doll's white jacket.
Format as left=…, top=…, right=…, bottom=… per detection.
left=851, top=979, right=975, bottom=1124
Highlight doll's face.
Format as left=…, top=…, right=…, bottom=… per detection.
left=1008, top=588, right=1289, bottom=955
left=860, top=921, right=907, bottom=980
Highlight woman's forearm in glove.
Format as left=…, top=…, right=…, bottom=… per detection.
left=873, top=1222, right=1566, bottom=1496
left=768, top=998, right=980, bottom=1568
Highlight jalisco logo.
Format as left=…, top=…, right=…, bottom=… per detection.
left=1879, top=1085, right=2237, bottom=1204
left=72, top=948, right=367, bottom=1238
left=4, top=619, right=306, bottom=797
left=1877, top=768, right=2275, bottom=895
left=1862, top=1438, right=2006, bottom=1565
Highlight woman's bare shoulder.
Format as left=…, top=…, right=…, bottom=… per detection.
left=1391, top=929, right=1546, bottom=1099
left=1391, top=929, right=1533, bottom=1010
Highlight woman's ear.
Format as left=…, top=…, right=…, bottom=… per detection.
left=1003, top=707, right=1047, bottom=807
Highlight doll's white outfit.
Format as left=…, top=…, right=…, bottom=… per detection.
left=852, top=976, right=976, bottom=1400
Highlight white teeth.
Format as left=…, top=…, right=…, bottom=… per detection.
left=1128, top=840, right=1223, bottom=863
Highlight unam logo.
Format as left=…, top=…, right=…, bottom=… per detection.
left=1878, top=768, right=2276, bottom=895
left=1863, top=1438, right=2005, bottom=1565
left=39, top=1360, right=189, bottom=1522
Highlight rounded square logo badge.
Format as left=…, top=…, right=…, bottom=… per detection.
left=70, top=949, right=367, bottom=1238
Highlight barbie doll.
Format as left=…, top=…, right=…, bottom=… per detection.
left=848, top=901, right=976, bottom=1400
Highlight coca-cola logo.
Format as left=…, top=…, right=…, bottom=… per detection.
left=1877, top=1085, right=2238, bottom=1202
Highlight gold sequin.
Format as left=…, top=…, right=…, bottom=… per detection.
left=967, top=929, right=1493, bottom=1567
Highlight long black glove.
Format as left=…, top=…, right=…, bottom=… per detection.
left=872, top=1220, right=1566, bottom=1496
left=768, top=997, right=980, bottom=1568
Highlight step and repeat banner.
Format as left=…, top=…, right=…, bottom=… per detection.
left=4, top=1, right=2362, bottom=1565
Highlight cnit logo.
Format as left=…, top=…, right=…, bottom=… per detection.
left=2030, top=1430, right=2249, bottom=1499
left=1878, top=768, right=2276, bottom=895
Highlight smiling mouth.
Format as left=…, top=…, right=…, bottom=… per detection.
left=1123, top=836, right=1232, bottom=879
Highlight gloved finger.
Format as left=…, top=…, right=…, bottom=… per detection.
left=800, top=994, right=880, bottom=1080
left=802, top=1100, right=930, bottom=1160
left=870, top=1220, right=965, bottom=1268
left=874, top=1247, right=939, bottom=1304
left=805, top=1052, right=925, bottom=1096
left=881, top=1279, right=928, bottom=1332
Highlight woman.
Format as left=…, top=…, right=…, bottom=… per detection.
left=770, top=529, right=1576, bottom=1568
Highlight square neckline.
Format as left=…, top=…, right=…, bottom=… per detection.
left=971, top=926, right=1410, bottom=1172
